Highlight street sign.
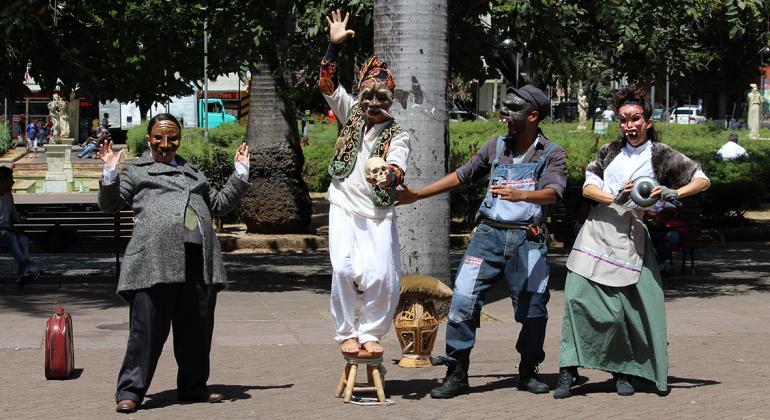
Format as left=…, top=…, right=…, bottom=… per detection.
left=594, top=120, right=608, bottom=135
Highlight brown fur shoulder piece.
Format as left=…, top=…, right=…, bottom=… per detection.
left=650, top=142, right=701, bottom=189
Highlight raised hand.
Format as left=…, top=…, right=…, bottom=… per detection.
left=234, top=143, right=250, bottom=165
left=326, top=9, right=355, bottom=44
left=98, top=140, right=125, bottom=168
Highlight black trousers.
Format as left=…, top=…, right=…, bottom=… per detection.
left=115, top=244, right=217, bottom=403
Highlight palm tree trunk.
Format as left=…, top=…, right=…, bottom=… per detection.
left=374, top=0, right=450, bottom=282
left=239, top=36, right=312, bottom=233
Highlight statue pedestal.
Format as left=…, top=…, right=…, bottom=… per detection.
left=45, top=141, right=74, bottom=192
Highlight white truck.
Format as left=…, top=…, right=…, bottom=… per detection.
left=100, top=96, right=235, bottom=131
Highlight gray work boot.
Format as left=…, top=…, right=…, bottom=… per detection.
left=553, top=367, right=578, bottom=399
left=517, top=363, right=550, bottom=394
left=613, top=373, right=635, bottom=396
left=430, top=365, right=469, bottom=399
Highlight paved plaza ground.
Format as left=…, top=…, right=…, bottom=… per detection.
left=1, top=242, right=770, bottom=419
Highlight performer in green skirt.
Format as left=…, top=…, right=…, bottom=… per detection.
left=554, top=85, right=710, bottom=398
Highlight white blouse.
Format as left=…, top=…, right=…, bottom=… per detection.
left=584, top=140, right=709, bottom=209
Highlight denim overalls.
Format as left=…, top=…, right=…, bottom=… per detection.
left=444, top=136, right=557, bottom=369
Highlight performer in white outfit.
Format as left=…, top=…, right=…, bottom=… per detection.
left=319, top=10, right=410, bottom=356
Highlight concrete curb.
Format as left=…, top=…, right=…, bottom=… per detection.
left=218, top=233, right=327, bottom=253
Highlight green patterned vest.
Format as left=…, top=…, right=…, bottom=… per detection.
left=327, top=103, right=402, bottom=208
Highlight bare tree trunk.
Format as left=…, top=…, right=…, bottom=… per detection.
left=374, top=0, right=450, bottom=282
left=239, top=25, right=312, bottom=233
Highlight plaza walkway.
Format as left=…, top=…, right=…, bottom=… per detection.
left=1, top=242, right=769, bottom=419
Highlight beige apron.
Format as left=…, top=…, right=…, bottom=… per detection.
left=567, top=203, right=647, bottom=287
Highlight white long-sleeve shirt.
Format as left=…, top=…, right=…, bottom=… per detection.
left=716, top=141, right=748, bottom=160
left=323, top=85, right=410, bottom=219
left=584, top=140, right=709, bottom=210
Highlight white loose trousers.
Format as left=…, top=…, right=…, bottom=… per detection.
left=328, top=203, right=401, bottom=345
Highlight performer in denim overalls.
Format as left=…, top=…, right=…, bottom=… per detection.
left=398, top=85, right=567, bottom=398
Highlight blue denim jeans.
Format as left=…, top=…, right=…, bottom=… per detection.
left=78, top=143, right=97, bottom=158
left=0, top=231, right=35, bottom=275
left=445, top=223, right=550, bottom=369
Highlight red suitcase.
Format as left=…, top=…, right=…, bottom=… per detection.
left=45, top=306, right=75, bottom=380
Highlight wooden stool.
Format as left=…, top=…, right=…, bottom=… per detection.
left=334, top=350, right=386, bottom=403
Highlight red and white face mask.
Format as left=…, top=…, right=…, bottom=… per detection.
left=618, top=103, right=652, bottom=147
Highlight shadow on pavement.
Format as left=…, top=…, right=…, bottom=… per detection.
left=386, top=378, right=439, bottom=400
left=667, top=376, right=721, bottom=389
left=0, top=283, right=125, bottom=315
left=2, top=244, right=769, bottom=313
left=141, top=383, right=294, bottom=410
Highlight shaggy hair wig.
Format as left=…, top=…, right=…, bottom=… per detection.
left=611, top=84, right=660, bottom=143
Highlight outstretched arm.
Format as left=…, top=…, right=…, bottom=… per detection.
left=396, top=173, right=463, bottom=205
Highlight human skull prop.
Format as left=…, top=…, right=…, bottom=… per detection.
left=364, top=156, right=390, bottom=185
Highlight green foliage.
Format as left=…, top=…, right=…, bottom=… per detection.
left=125, top=121, right=243, bottom=190
left=447, top=74, right=474, bottom=105
left=208, top=123, right=246, bottom=148
left=126, top=124, right=148, bottom=156
left=300, top=120, right=338, bottom=191
left=490, top=0, right=765, bottom=92
left=302, top=120, right=770, bottom=223
left=0, top=120, right=13, bottom=155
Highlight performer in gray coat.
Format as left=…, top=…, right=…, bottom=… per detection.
left=98, top=113, right=250, bottom=414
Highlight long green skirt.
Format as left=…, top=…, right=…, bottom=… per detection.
left=559, top=239, right=668, bottom=392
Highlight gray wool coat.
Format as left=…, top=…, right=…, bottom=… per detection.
left=98, top=153, right=250, bottom=297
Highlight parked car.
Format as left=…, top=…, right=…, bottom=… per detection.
left=669, top=106, right=706, bottom=124
left=449, top=102, right=478, bottom=121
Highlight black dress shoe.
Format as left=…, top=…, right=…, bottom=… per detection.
left=116, top=400, right=137, bottom=413
left=179, top=392, right=223, bottom=403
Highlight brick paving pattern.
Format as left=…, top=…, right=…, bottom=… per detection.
left=1, top=244, right=769, bottom=419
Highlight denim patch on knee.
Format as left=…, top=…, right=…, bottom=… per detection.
left=527, top=249, right=549, bottom=293
left=448, top=291, right=477, bottom=324
left=455, top=255, right=483, bottom=295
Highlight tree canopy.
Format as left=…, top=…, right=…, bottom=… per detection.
left=490, top=0, right=766, bottom=89
left=2, top=0, right=768, bottom=110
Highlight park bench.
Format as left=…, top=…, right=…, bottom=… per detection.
left=8, top=194, right=133, bottom=280
left=666, top=196, right=715, bottom=275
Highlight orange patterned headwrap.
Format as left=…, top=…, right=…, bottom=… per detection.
left=357, top=56, right=396, bottom=93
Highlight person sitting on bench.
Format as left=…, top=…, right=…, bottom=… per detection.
left=0, top=167, right=43, bottom=286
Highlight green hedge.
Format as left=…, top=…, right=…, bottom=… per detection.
left=303, top=119, right=770, bottom=222
left=126, top=122, right=243, bottom=189
left=0, top=120, right=13, bottom=155
left=128, top=119, right=770, bottom=222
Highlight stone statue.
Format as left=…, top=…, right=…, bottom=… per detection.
left=47, top=93, right=67, bottom=143
left=747, top=83, right=762, bottom=139
left=577, top=88, right=588, bottom=130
